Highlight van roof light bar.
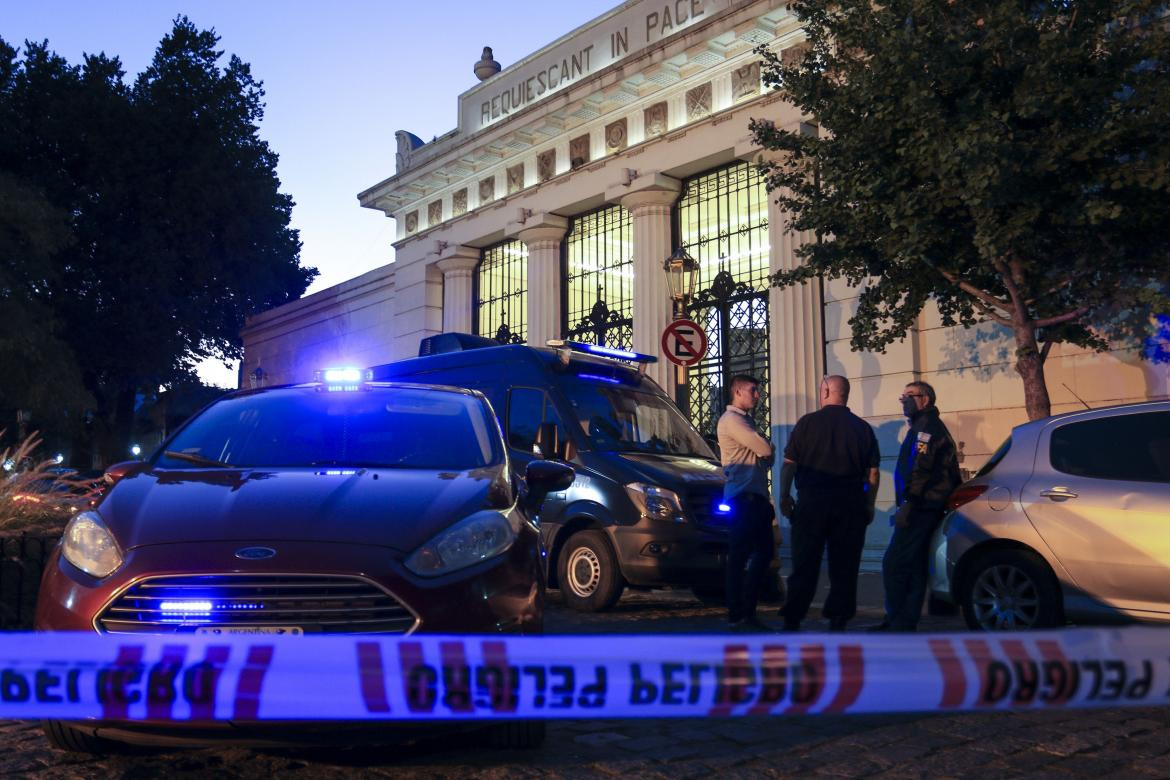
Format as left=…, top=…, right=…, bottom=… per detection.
left=545, top=340, right=658, bottom=364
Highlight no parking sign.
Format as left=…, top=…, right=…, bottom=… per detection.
left=661, top=319, right=708, bottom=367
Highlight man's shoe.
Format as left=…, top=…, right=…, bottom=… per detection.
left=828, top=618, right=848, bottom=632
left=865, top=620, right=891, bottom=633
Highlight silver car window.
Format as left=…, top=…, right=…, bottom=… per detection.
left=1049, top=411, right=1170, bottom=484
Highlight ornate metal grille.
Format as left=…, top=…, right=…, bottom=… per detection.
left=676, top=162, right=772, bottom=439
left=475, top=239, right=528, bottom=344
left=562, top=205, right=634, bottom=351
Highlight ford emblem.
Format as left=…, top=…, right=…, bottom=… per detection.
left=234, top=546, right=276, bottom=560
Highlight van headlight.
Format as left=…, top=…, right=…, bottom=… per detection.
left=625, top=482, right=685, bottom=523
left=62, top=511, right=124, bottom=578
left=405, top=510, right=517, bottom=576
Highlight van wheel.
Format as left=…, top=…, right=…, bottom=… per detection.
left=42, top=720, right=116, bottom=754
left=558, top=530, right=624, bottom=612
left=961, top=549, right=1062, bottom=631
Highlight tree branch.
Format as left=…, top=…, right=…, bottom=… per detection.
left=1034, top=306, right=1091, bottom=329
left=931, top=264, right=1013, bottom=320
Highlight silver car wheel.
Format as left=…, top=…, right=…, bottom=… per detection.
left=970, top=563, right=1041, bottom=630
left=566, top=547, right=601, bottom=597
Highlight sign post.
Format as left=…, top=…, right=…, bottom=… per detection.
left=661, top=319, right=708, bottom=385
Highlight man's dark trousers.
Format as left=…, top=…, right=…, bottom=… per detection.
left=725, top=492, right=775, bottom=623
left=882, top=507, right=945, bottom=630
left=780, top=488, right=867, bottom=626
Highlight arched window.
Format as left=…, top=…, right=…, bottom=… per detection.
left=475, top=239, right=528, bottom=344
left=562, top=205, right=634, bottom=351
left=675, top=161, right=771, bottom=437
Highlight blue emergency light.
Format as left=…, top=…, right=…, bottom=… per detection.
left=313, top=367, right=368, bottom=391
left=717, top=503, right=732, bottom=514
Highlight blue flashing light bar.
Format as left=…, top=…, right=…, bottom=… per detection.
left=545, top=340, right=657, bottom=364
left=716, top=503, right=732, bottom=514
left=160, top=600, right=212, bottom=620
left=577, top=373, right=623, bottom=385
left=322, top=368, right=363, bottom=383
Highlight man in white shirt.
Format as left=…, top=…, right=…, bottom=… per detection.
left=716, top=374, right=775, bottom=632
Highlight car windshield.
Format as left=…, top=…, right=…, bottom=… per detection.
left=157, top=385, right=502, bottom=470
left=559, top=377, right=714, bottom=457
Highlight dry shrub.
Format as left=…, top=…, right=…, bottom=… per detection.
left=0, top=431, right=94, bottom=536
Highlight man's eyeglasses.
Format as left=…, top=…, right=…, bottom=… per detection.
left=899, top=393, right=924, bottom=401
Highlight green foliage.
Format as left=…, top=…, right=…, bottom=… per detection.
left=0, top=19, right=316, bottom=462
left=751, top=0, right=1170, bottom=371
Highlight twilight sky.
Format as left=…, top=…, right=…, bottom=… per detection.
left=2, top=0, right=618, bottom=385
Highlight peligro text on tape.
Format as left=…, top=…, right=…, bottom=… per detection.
left=2, top=628, right=1169, bottom=721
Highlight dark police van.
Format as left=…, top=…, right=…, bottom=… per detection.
left=369, top=333, right=780, bottom=612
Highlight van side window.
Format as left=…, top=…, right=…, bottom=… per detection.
left=507, top=388, right=566, bottom=453
left=1050, top=412, right=1170, bottom=483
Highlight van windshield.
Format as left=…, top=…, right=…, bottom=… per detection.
left=560, top=380, right=714, bottom=458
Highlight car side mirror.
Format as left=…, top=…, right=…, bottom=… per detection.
left=103, top=459, right=151, bottom=488
left=523, top=459, right=574, bottom=513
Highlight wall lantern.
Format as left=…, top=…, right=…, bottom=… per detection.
left=663, top=247, right=699, bottom=318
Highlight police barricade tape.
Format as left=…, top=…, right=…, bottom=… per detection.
left=2, top=628, right=1169, bottom=722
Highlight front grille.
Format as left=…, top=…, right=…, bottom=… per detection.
left=97, top=574, right=417, bottom=635
left=687, top=489, right=732, bottom=533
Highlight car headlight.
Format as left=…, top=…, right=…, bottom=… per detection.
left=62, top=511, right=123, bottom=578
left=625, top=482, right=685, bottom=523
left=405, top=510, right=517, bottom=577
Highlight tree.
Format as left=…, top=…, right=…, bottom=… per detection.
left=0, top=19, right=316, bottom=463
left=751, top=1, right=1170, bottom=419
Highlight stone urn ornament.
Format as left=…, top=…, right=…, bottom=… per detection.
left=474, top=47, right=501, bottom=81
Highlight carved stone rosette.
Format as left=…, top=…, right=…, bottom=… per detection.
left=428, top=199, right=442, bottom=226
left=506, top=163, right=524, bottom=195
left=569, top=134, right=590, bottom=169
left=479, top=176, right=495, bottom=204
left=452, top=188, right=468, bottom=216
left=644, top=101, right=668, bottom=138
left=404, top=210, right=418, bottom=234
left=686, top=83, right=712, bottom=122
left=537, top=149, right=556, bottom=182
left=732, top=62, right=760, bottom=102
left=605, top=119, right=628, bottom=154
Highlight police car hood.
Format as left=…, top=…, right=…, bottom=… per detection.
left=98, top=467, right=504, bottom=553
left=607, top=452, right=725, bottom=490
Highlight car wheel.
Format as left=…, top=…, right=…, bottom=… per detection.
left=961, top=549, right=1062, bottom=631
left=42, top=720, right=116, bottom=754
left=484, top=719, right=546, bottom=749
left=558, top=530, right=624, bottom=612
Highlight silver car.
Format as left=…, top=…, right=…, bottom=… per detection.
left=930, top=400, right=1170, bottom=630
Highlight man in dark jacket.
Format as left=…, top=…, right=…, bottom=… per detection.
left=874, top=381, right=961, bottom=632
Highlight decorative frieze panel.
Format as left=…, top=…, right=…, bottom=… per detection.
left=538, top=149, right=556, bottom=182
left=479, top=176, right=495, bottom=205
left=405, top=210, right=418, bottom=234
left=605, top=118, right=628, bottom=154
left=507, top=163, right=525, bottom=195
left=428, top=200, right=442, bottom=226
left=732, top=62, right=760, bottom=102
left=644, top=101, right=668, bottom=138
left=570, top=134, right=591, bottom=169
left=686, top=82, right=712, bottom=121
left=452, top=188, right=468, bottom=216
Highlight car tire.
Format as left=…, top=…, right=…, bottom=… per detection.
left=558, top=530, right=624, bottom=612
left=485, top=719, right=546, bottom=749
left=42, top=720, right=116, bottom=754
left=960, top=549, right=1062, bottom=631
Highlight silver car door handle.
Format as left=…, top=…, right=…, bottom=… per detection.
left=1040, top=487, right=1078, bottom=501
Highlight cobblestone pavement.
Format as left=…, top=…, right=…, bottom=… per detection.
left=5, top=575, right=1170, bottom=779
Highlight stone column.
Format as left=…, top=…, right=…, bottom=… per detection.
left=435, top=245, right=481, bottom=334
left=508, top=212, right=569, bottom=347
left=610, top=173, right=681, bottom=396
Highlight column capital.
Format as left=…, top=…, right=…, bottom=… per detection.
left=435, top=244, right=480, bottom=275
left=612, top=172, right=682, bottom=214
left=505, top=211, right=569, bottom=245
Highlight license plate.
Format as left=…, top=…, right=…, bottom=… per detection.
left=195, top=626, right=303, bottom=636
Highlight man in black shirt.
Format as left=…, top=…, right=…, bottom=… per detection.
left=777, top=375, right=880, bottom=632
